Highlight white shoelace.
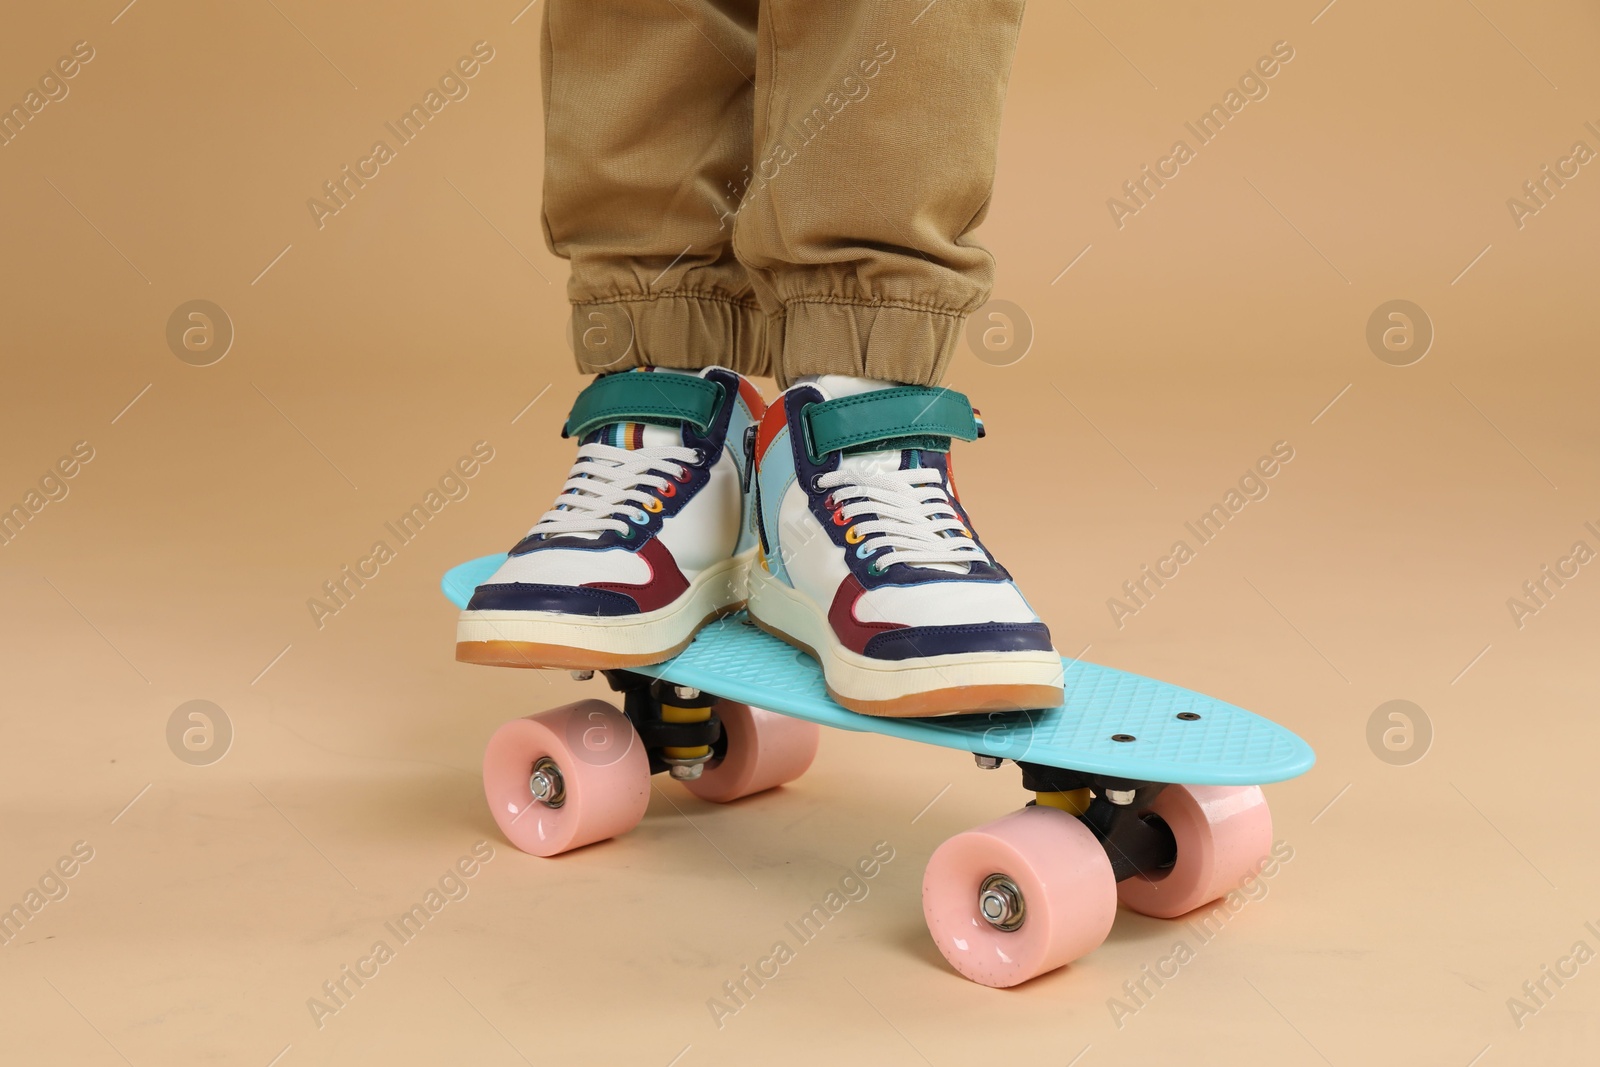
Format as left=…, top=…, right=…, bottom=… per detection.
left=818, top=466, right=990, bottom=570
left=530, top=442, right=700, bottom=538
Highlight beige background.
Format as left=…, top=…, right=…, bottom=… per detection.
left=2, top=1, right=1598, bottom=1064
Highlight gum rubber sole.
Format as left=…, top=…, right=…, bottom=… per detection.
left=843, top=683, right=1064, bottom=719
left=748, top=615, right=1060, bottom=718
left=457, top=604, right=742, bottom=671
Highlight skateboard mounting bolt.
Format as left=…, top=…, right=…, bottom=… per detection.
left=1176, top=711, right=1201, bottom=721
left=978, top=874, right=1026, bottom=932
left=974, top=754, right=1003, bottom=770
left=528, top=756, right=566, bottom=808
left=1105, top=788, right=1136, bottom=806
left=569, top=670, right=595, bottom=682
left=673, top=686, right=701, bottom=701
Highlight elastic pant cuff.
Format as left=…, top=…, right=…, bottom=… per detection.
left=568, top=292, right=768, bottom=378
left=767, top=299, right=964, bottom=388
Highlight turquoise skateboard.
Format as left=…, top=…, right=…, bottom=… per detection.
left=445, top=553, right=1314, bottom=987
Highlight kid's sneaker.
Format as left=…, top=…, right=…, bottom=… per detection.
left=747, top=376, right=1063, bottom=717
left=457, top=366, right=765, bottom=669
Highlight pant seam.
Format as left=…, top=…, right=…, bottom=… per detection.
left=777, top=295, right=971, bottom=318
left=573, top=289, right=763, bottom=312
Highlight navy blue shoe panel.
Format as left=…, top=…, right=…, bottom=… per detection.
left=861, top=622, right=1054, bottom=662
left=465, top=582, right=640, bottom=616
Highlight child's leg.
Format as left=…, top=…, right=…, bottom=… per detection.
left=737, top=2, right=1060, bottom=717
left=541, top=0, right=766, bottom=376
left=457, top=1, right=772, bottom=671
left=733, top=0, right=1027, bottom=387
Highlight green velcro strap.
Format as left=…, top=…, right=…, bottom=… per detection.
left=563, top=372, right=723, bottom=439
left=801, top=387, right=980, bottom=460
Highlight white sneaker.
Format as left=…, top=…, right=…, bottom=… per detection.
left=456, top=366, right=765, bottom=669
left=747, top=375, right=1063, bottom=717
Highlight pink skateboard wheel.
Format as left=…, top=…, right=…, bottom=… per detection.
left=1116, top=784, right=1273, bottom=919
left=482, top=699, right=651, bottom=857
left=683, top=701, right=820, bottom=804
left=923, top=806, right=1117, bottom=987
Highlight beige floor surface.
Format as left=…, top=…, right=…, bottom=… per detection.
left=3, top=2, right=1598, bottom=1065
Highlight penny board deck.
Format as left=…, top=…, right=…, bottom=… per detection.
left=444, top=554, right=1315, bottom=786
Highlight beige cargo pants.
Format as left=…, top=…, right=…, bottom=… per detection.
left=541, top=0, right=1027, bottom=387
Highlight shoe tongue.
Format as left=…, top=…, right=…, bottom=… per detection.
left=805, top=375, right=970, bottom=575
left=836, top=448, right=906, bottom=478
left=583, top=421, right=684, bottom=449
left=809, top=373, right=897, bottom=401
